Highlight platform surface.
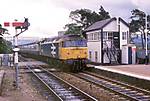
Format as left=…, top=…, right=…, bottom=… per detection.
left=0, top=70, right=4, bottom=95
left=95, top=64, right=150, bottom=81
left=0, top=70, right=4, bottom=84
left=18, top=61, right=47, bottom=67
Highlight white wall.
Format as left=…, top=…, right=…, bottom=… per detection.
left=103, top=20, right=118, bottom=32
left=120, top=21, right=129, bottom=49
left=87, top=41, right=101, bottom=63
left=121, top=46, right=128, bottom=64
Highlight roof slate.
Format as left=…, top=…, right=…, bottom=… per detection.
left=84, top=17, right=116, bottom=32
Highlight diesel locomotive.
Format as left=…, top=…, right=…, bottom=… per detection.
left=19, top=34, right=88, bottom=71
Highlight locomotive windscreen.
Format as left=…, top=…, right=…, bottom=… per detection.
left=63, top=40, right=87, bottom=47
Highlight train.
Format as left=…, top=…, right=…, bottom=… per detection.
left=19, top=34, right=88, bottom=72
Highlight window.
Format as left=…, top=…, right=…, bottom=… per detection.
left=122, top=32, right=127, bottom=40
left=88, top=32, right=101, bottom=41
left=63, top=40, right=87, bottom=47
left=108, top=32, right=113, bottom=40
left=88, top=33, right=93, bottom=40
left=93, top=32, right=99, bottom=40
left=99, top=32, right=101, bottom=40
left=95, top=51, right=98, bottom=62
left=103, top=32, right=107, bottom=40
left=93, top=33, right=97, bottom=40
left=87, top=34, right=89, bottom=40
left=89, top=51, right=92, bottom=60
left=103, top=32, right=114, bottom=40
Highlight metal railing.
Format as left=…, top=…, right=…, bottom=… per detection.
left=103, top=41, right=120, bottom=64
left=0, top=54, right=14, bottom=67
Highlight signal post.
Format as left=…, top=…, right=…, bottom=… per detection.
left=4, top=18, right=30, bottom=88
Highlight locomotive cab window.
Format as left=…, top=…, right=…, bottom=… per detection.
left=63, top=40, right=87, bottom=47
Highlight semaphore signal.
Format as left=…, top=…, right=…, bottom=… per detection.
left=4, top=22, right=24, bottom=27
left=4, top=18, right=30, bottom=36
left=3, top=17, right=30, bottom=88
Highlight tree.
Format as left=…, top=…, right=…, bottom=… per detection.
left=0, top=39, right=12, bottom=54
left=130, top=9, right=150, bottom=49
left=98, top=6, right=110, bottom=20
left=64, top=6, right=110, bottom=36
left=0, top=24, right=12, bottom=53
left=64, top=23, right=82, bottom=35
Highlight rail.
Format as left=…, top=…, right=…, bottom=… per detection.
left=73, top=71, right=150, bottom=101
left=25, top=65, right=98, bottom=101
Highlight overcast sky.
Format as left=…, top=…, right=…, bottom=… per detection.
left=1, top=0, right=150, bottom=38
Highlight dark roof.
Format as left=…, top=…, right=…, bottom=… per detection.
left=84, top=17, right=129, bottom=33
left=84, top=17, right=116, bottom=32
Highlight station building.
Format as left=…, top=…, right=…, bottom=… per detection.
left=84, top=17, right=131, bottom=64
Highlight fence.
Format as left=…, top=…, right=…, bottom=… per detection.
left=0, top=54, right=14, bottom=67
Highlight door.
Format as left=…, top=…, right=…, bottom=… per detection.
left=128, top=47, right=132, bottom=64
left=113, top=32, right=120, bottom=49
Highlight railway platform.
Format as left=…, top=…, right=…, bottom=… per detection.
left=94, top=64, right=150, bottom=81
left=18, top=61, right=48, bottom=67
left=0, top=70, right=4, bottom=95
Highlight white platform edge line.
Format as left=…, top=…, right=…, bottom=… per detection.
left=95, top=66, right=150, bottom=81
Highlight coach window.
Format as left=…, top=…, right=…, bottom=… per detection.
left=89, top=51, right=92, bottom=60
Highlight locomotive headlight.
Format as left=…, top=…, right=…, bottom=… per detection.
left=77, top=56, right=81, bottom=58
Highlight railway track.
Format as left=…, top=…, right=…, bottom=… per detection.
left=25, top=65, right=98, bottom=101
left=73, top=71, right=150, bottom=101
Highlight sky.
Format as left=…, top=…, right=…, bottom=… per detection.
left=1, top=0, right=150, bottom=38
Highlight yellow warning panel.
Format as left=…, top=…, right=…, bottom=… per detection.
left=59, top=47, right=88, bottom=60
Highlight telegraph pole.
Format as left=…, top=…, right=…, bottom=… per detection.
left=145, top=14, right=149, bottom=65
